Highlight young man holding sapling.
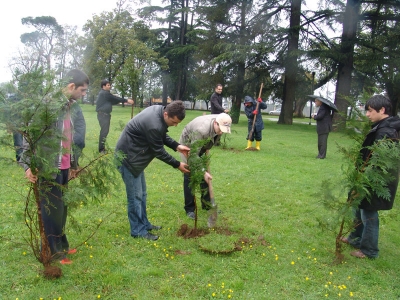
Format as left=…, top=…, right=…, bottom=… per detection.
left=341, top=95, right=400, bottom=259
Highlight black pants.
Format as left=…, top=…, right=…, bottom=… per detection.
left=183, top=173, right=211, bottom=213
left=13, top=132, right=23, bottom=161
left=317, top=133, right=329, bottom=158
left=40, top=169, right=69, bottom=260
left=97, top=112, right=111, bottom=152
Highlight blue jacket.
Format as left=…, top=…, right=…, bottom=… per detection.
left=244, top=96, right=267, bottom=131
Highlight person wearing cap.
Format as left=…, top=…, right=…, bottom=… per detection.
left=312, top=98, right=333, bottom=159
left=244, top=95, right=267, bottom=150
left=178, top=113, right=232, bottom=219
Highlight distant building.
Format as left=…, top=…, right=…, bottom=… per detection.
left=149, top=96, right=172, bottom=105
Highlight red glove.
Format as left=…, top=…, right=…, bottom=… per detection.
left=257, top=98, right=262, bottom=103
left=252, top=110, right=258, bottom=115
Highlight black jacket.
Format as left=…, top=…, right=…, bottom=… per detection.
left=115, top=105, right=181, bottom=177
left=359, top=116, right=400, bottom=210
left=96, top=89, right=127, bottom=114
left=210, top=92, right=224, bottom=114
left=313, top=103, right=332, bottom=134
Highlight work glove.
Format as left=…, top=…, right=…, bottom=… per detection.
left=257, top=98, right=262, bottom=103
left=252, top=110, right=258, bottom=115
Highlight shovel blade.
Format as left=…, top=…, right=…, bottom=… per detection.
left=207, top=201, right=218, bottom=228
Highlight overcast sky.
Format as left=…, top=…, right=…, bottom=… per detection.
left=2, top=0, right=333, bottom=96
left=1, top=0, right=152, bottom=83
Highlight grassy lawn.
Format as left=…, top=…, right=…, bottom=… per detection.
left=1, top=105, right=400, bottom=299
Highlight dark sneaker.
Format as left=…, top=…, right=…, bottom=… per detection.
left=186, top=212, right=195, bottom=220
left=148, top=225, right=162, bottom=231
left=132, top=233, right=159, bottom=241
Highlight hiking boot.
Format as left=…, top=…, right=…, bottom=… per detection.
left=132, top=233, right=159, bottom=241
left=186, top=212, right=195, bottom=220
left=148, top=225, right=162, bottom=231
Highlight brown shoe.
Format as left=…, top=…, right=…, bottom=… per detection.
left=340, top=236, right=349, bottom=244
left=350, top=250, right=366, bottom=258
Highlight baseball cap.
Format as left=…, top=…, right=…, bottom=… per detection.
left=216, top=113, right=232, bottom=134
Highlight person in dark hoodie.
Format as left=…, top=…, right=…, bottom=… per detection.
left=244, top=95, right=267, bottom=150
left=341, top=95, right=400, bottom=259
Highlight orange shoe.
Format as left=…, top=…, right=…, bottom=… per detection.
left=67, top=248, right=77, bottom=255
left=60, top=258, right=73, bottom=265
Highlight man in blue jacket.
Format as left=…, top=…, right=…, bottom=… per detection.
left=96, top=79, right=134, bottom=153
left=116, top=100, right=190, bottom=241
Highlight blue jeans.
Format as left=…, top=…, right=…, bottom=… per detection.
left=347, top=209, right=379, bottom=258
left=118, top=164, right=151, bottom=236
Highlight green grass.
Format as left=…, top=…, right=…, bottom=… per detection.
left=1, top=105, right=400, bottom=299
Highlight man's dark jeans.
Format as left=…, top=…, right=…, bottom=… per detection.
left=348, top=208, right=379, bottom=258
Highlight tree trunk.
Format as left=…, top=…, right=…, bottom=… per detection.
left=33, top=183, right=52, bottom=267
left=333, top=0, right=361, bottom=131
left=278, top=0, right=301, bottom=125
left=231, top=2, right=249, bottom=124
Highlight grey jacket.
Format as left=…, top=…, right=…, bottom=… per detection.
left=115, top=105, right=181, bottom=177
left=179, top=114, right=221, bottom=163
left=20, top=99, right=84, bottom=173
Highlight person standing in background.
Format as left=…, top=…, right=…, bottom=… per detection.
left=244, top=96, right=267, bottom=151
left=96, top=79, right=134, bottom=153
left=210, top=84, right=229, bottom=114
left=312, top=98, right=333, bottom=159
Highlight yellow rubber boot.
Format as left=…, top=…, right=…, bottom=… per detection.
left=245, top=140, right=252, bottom=150
left=255, top=141, right=261, bottom=150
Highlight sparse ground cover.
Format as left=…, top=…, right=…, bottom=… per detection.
left=1, top=106, right=400, bottom=299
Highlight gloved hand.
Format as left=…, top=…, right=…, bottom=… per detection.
left=257, top=98, right=262, bottom=103
left=252, top=110, right=258, bottom=115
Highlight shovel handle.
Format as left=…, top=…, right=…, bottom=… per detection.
left=249, top=83, right=264, bottom=137
left=208, top=179, right=214, bottom=200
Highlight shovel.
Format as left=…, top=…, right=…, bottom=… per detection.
left=248, top=83, right=264, bottom=139
left=207, top=179, right=218, bottom=228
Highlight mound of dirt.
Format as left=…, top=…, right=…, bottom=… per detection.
left=177, top=224, right=208, bottom=239
left=43, top=265, right=62, bottom=279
